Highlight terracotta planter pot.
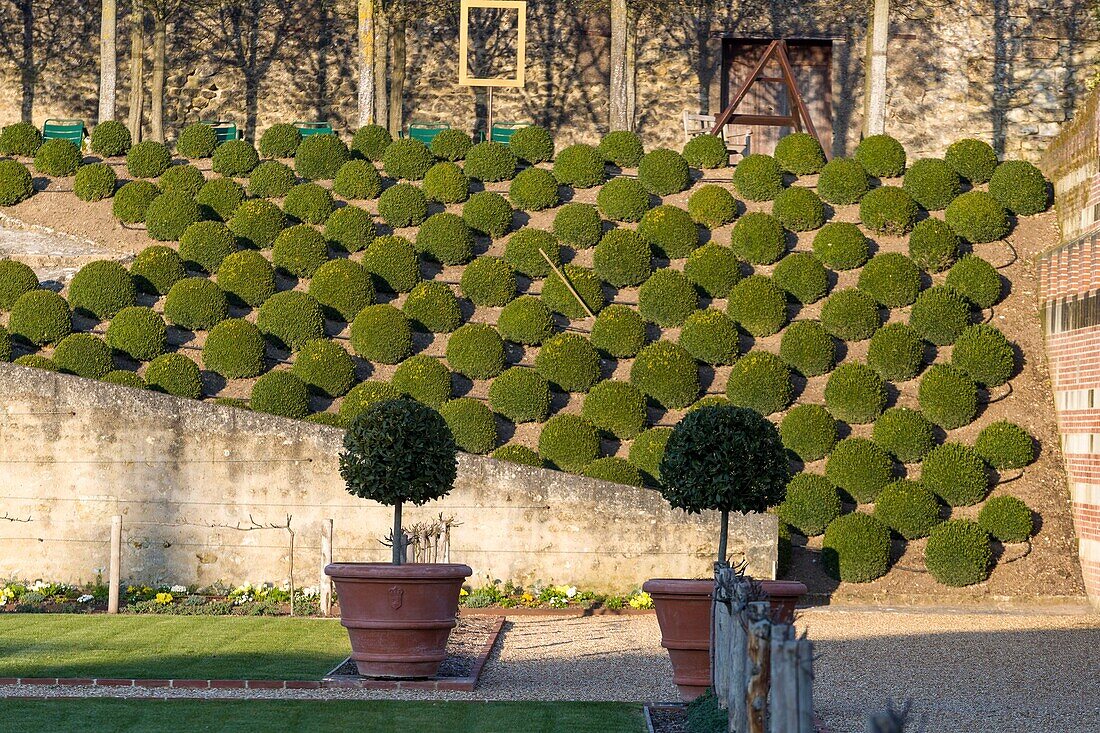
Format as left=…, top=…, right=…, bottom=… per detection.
left=325, top=562, right=472, bottom=678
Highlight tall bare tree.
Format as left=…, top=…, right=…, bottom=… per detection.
left=100, top=0, right=118, bottom=122
left=127, top=0, right=145, bottom=141
left=358, top=0, right=377, bottom=126
left=609, top=0, right=628, bottom=130
left=862, top=0, right=889, bottom=136
left=144, top=0, right=185, bottom=142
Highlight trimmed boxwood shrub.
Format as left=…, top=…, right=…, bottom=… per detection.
left=902, top=158, right=961, bottom=211
left=922, top=442, right=989, bottom=506
left=777, top=473, right=841, bottom=536
left=462, top=191, right=513, bottom=237
left=924, top=519, right=992, bottom=586
left=872, top=406, right=935, bottom=463
left=908, top=218, right=959, bottom=272
left=250, top=371, right=310, bottom=418
left=593, top=229, right=651, bottom=287
left=105, top=306, right=166, bottom=361
left=324, top=205, right=376, bottom=254
left=429, top=128, right=472, bottom=162
left=382, top=138, right=434, bottom=181
left=378, top=182, right=428, bottom=228
left=211, top=140, right=259, bottom=176
left=855, top=134, right=906, bottom=178
left=816, top=157, right=868, bottom=205
left=202, top=318, right=266, bottom=379
left=68, top=260, right=136, bottom=320
left=945, top=255, right=1002, bottom=309
left=228, top=199, right=286, bottom=249
left=536, top=332, right=601, bottom=392
left=197, top=177, right=245, bottom=222
left=638, top=148, right=691, bottom=195
left=491, top=443, right=544, bottom=467
left=975, top=421, right=1035, bottom=470
left=590, top=304, right=646, bottom=358
left=542, top=264, right=606, bottom=319
left=825, top=437, right=895, bottom=503
left=14, top=354, right=58, bottom=371
left=461, top=256, right=516, bottom=307
left=465, top=141, right=517, bottom=182
left=34, top=139, right=81, bottom=176
left=351, top=124, right=392, bottom=162
left=391, top=354, right=452, bottom=407
left=825, top=362, right=886, bottom=424
left=630, top=339, right=700, bottom=408
left=159, top=164, right=204, bottom=197
left=552, top=144, right=606, bottom=188
left=339, top=380, right=403, bottom=422
left=146, top=191, right=202, bottom=241
left=446, top=323, right=506, bottom=380
left=639, top=268, right=697, bottom=327
left=0, top=259, right=38, bottom=310
left=978, top=495, right=1033, bottom=543
left=402, top=280, right=460, bottom=333
left=498, top=296, right=554, bottom=345
left=216, top=250, right=275, bottom=307
left=127, top=141, right=172, bottom=179
left=538, top=414, right=600, bottom=472
left=679, top=309, right=739, bottom=365
left=333, top=159, right=383, bottom=200
left=629, top=426, right=672, bottom=483
left=727, top=275, right=787, bottom=337
left=687, top=184, right=737, bottom=228
left=725, top=350, right=792, bottom=415
left=859, top=185, right=918, bottom=235
left=779, top=320, right=835, bottom=377
left=874, top=479, right=941, bottom=540
left=639, top=205, right=698, bottom=259
left=439, top=397, right=497, bottom=454
left=180, top=221, right=237, bottom=274
left=772, top=187, right=825, bottom=232
left=909, top=286, right=971, bottom=345
left=684, top=243, right=740, bottom=298
left=176, top=124, right=217, bottom=159
left=582, top=457, right=644, bottom=486
left=489, top=366, right=552, bottom=423
left=53, top=333, right=112, bottom=379
left=131, top=245, right=185, bottom=295
left=504, top=228, right=560, bottom=278
left=414, top=212, right=473, bottom=266
left=283, top=182, right=334, bottom=224
left=945, top=138, right=998, bottom=184
left=509, top=167, right=559, bottom=211
left=582, top=379, right=648, bottom=439
left=259, top=123, right=302, bottom=159
left=74, top=162, right=117, bottom=202
left=780, top=404, right=838, bottom=462
left=773, top=252, right=828, bottom=305
left=552, top=203, right=602, bottom=249
left=102, top=369, right=145, bottom=389
left=350, top=304, right=413, bottom=364
left=596, top=177, right=649, bottom=222
left=682, top=133, right=727, bottom=169
left=822, top=512, right=892, bottom=582
left=508, top=125, right=554, bottom=164
left=257, top=291, right=324, bottom=351
left=812, top=222, right=868, bottom=270
left=951, top=324, right=1014, bottom=387
left=598, top=130, right=644, bottom=168
left=0, top=159, right=34, bottom=206
left=423, top=162, right=469, bottom=204
left=272, top=225, right=329, bottom=278
left=0, top=122, right=42, bottom=156
left=867, top=323, right=924, bottom=382
left=732, top=153, right=784, bottom=202
left=730, top=211, right=787, bottom=264
left=363, top=235, right=420, bottom=293
left=945, top=191, right=1010, bottom=243
left=819, top=288, right=880, bottom=341
left=294, top=134, right=350, bottom=180
left=988, top=160, right=1048, bottom=216
left=164, top=277, right=229, bottom=330
left=858, top=252, right=921, bottom=307
left=145, top=353, right=202, bottom=399
left=918, top=363, right=978, bottom=430
left=775, top=132, right=826, bottom=175
left=249, top=160, right=297, bottom=199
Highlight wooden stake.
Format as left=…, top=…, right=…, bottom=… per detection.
left=540, top=249, right=595, bottom=318
left=321, top=519, right=333, bottom=616
left=746, top=602, right=772, bottom=733
left=108, top=515, right=122, bottom=614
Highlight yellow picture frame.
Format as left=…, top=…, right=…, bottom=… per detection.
left=458, top=0, right=527, bottom=88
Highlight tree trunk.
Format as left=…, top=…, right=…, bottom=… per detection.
left=862, top=0, right=889, bottom=137
left=374, top=12, right=389, bottom=127
left=718, top=509, right=729, bottom=565
left=388, top=19, right=406, bottom=137
left=392, top=502, right=404, bottom=565
left=608, top=0, right=628, bottom=131
left=150, top=15, right=166, bottom=143
left=357, top=0, right=376, bottom=127
left=19, top=0, right=34, bottom=123
left=127, top=0, right=145, bottom=142
left=625, top=16, right=636, bottom=131
left=99, top=0, right=118, bottom=122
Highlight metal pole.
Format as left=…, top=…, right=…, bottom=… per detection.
left=320, top=519, right=333, bottom=616
left=108, top=515, right=122, bottom=614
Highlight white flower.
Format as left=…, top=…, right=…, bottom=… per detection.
left=566, top=586, right=577, bottom=599
left=77, top=594, right=94, bottom=603
left=31, top=580, right=47, bottom=591
left=170, top=585, right=187, bottom=594
left=301, top=586, right=319, bottom=598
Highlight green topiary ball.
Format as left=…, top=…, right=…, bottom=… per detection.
left=422, top=161, right=469, bottom=204
left=202, top=318, right=266, bottom=379
left=508, top=167, right=559, bottom=211
left=593, top=229, right=652, bottom=287
left=812, top=222, right=868, bottom=270
left=727, top=275, right=787, bottom=337
left=145, top=353, right=202, bottom=399
left=13, top=354, right=58, bottom=372
left=333, top=159, right=383, bottom=200
left=250, top=370, right=310, bottom=418
left=944, top=254, right=1002, bottom=309
left=211, top=139, right=259, bottom=177
left=216, top=249, right=275, bottom=307
left=918, top=363, right=978, bottom=430
left=508, top=125, right=554, bottom=164
left=497, top=295, right=554, bottom=346
left=489, top=366, right=551, bottom=423
left=541, top=264, right=606, bottom=319
left=338, top=380, right=403, bottom=422
left=33, top=139, right=81, bottom=176
left=163, top=277, right=229, bottom=330
left=859, top=185, right=918, bottom=235
left=824, top=362, right=886, bottom=424
left=684, top=243, right=740, bottom=298
left=872, top=406, right=934, bottom=464
left=145, top=191, right=201, bottom=242
left=772, top=186, right=825, bottom=232
left=779, top=320, right=835, bottom=377
left=922, top=442, right=989, bottom=506
left=350, top=303, right=413, bottom=364
left=111, top=180, right=158, bottom=222
left=944, top=191, right=1010, bottom=243
left=902, top=158, right=961, bottom=211
left=638, top=205, right=699, bottom=259
left=311, top=256, right=374, bottom=322
left=102, top=369, right=146, bottom=389
left=816, top=157, right=869, bottom=205
left=777, top=473, right=841, bottom=536
left=682, top=134, right=728, bottom=169
left=176, top=124, right=217, bottom=159
left=131, top=245, right=185, bottom=295
left=974, top=421, right=1035, bottom=470
left=159, top=164, right=205, bottom=197
left=951, top=324, right=1014, bottom=387
left=196, top=177, right=244, bottom=222
left=988, top=160, right=1048, bottom=216
left=908, top=285, right=971, bottom=345
left=590, top=304, right=646, bottom=358
left=504, top=228, right=560, bottom=278
left=0, top=159, right=34, bottom=206
left=429, top=128, right=472, bottom=162
left=596, top=177, right=649, bottom=223
left=867, top=322, right=924, bottom=382
left=378, top=182, right=428, bottom=228
left=228, top=199, right=287, bottom=249
left=363, top=235, right=420, bottom=293
left=447, top=322, right=506, bottom=380
left=598, top=130, right=644, bottom=168
left=539, top=414, right=600, bottom=472
left=629, top=426, right=672, bottom=484
left=907, top=218, right=959, bottom=272
left=773, top=251, right=828, bottom=305
left=462, top=191, right=513, bottom=237
left=294, top=134, right=350, bottom=181
left=874, top=479, right=941, bottom=540
left=819, top=288, right=880, bottom=341
left=0, top=121, right=42, bottom=157
left=725, top=350, right=792, bottom=415
left=536, top=332, right=601, bottom=392
left=53, top=333, right=112, bottom=379
left=391, top=354, right=452, bottom=407
left=978, top=495, right=1033, bottom=543
left=944, top=138, right=998, bottom=184
left=780, top=404, right=838, bottom=462
left=272, top=225, right=329, bottom=278
left=281, top=182, right=333, bottom=225
left=491, top=443, right=545, bottom=467
left=552, top=203, right=602, bottom=249
left=857, top=252, right=921, bottom=307
left=629, top=339, right=702, bottom=408
left=105, top=306, right=166, bottom=361
left=774, top=132, right=826, bottom=175
left=732, top=153, right=784, bottom=201
left=460, top=256, right=517, bottom=307
left=68, top=260, right=136, bottom=319
left=324, top=205, right=376, bottom=254
left=729, top=212, right=786, bottom=265
left=382, top=138, right=434, bottom=181
left=639, top=268, right=698, bottom=327
left=257, top=290, right=324, bottom=351
left=924, top=519, right=991, bottom=587
left=464, top=141, right=517, bottom=182
left=582, top=457, right=644, bottom=486
left=74, top=162, right=117, bottom=202
left=415, top=212, right=473, bottom=266
left=439, top=397, right=498, bottom=454
left=0, top=259, right=38, bottom=310
left=638, top=148, right=691, bottom=195
left=825, top=437, right=895, bottom=503
left=552, top=144, right=606, bottom=188
left=679, top=309, right=739, bottom=365
left=854, top=134, right=906, bottom=178
left=259, top=123, right=303, bottom=159
left=581, top=379, right=647, bottom=439
left=822, top=512, right=892, bottom=582
left=402, top=280, right=460, bottom=334
left=350, top=124, right=392, bottom=162
left=687, top=184, right=737, bottom=228
left=127, top=140, right=172, bottom=178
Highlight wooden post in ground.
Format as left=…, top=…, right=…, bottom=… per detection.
left=769, top=624, right=796, bottom=733
left=320, top=519, right=333, bottom=616
left=108, top=515, right=122, bottom=614
left=745, top=601, right=772, bottom=733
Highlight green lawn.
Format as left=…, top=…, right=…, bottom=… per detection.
left=0, top=700, right=645, bottom=732
left=0, top=615, right=349, bottom=679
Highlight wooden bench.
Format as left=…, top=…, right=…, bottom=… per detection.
left=682, top=111, right=752, bottom=159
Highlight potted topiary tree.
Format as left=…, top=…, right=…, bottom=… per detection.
left=643, top=405, right=806, bottom=700
left=325, top=398, right=472, bottom=678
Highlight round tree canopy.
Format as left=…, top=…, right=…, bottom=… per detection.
left=658, top=405, right=789, bottom=515
left=339, top=398, right=457, bottom=507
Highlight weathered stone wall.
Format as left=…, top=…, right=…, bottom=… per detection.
left=0, top=364, right=776, bottom=593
